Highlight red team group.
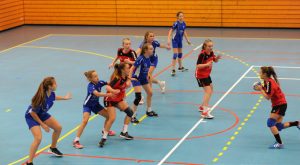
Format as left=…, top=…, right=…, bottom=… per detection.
left=24, top=12, right=299, bottom=165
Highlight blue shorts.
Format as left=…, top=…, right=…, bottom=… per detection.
left=172, top=39, right=183, bottom=48
left=83, top=103, right=105, bottom=114
left=150, top=55, right=158, bottom=67
left=25, top=112, right=51, bottom=130
left=131, top=78, right=149, bottom=87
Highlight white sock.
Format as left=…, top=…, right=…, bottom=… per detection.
left=147, top=107, right=152, bottom=112
left=74, top=137, right=80, bottom=142
left=203, top=106, right=209, bottom=113
left=103, top=131, right=108, bottom=139
left=122, top=125, right=128, bottom=133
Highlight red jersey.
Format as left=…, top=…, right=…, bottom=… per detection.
left=117, top=48, right=137, bottom=63
left=105, top=77, right=128, bottom=102
left=195, top=50, right=216, bottom=79
left=263, top=78, right=286, bottom=107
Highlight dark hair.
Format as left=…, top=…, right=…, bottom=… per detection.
left=31, top=77, right=55, bottom=109
left=141, top=43, right=152, bottom=55
left=261, top=66, right=279, bottom=85
left=110, top=63, right=128, bottom=81
left=177, top=11, right=184, bottom=17
left=202, top=39, right=213, bottom=50
left=84, top=70, right=96, bottom=81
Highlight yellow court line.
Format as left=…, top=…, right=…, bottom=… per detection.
left=19, top=45, right=114, bottom=59
left=0, top=34, right=51, bottom=54
left=49, top=33, right=300, bottom=41
left=7, top=45, right=132, bottom=165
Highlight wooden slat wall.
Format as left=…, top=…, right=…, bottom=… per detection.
left=1, top=0, right=300, bottom=30
left=222, top=0, right=300, bottom=28
left=23, top=0, right=117, bottom=25
left=0, top=0, right=24, bottom=31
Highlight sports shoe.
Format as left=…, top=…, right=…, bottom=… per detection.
left=139, top=96, right=144, bottom=105
left=101, top=130, right=116, bottom=136
left=146, top=111, right=158, bottom=117
left=178, top=67, right=188, bottom=72
left=201, top=110, right=214, bottom=119
left=131, top=117, right=139, bottom=124
left=98, top=138, right=106, bottom=148
left=72, top=140, right=84, bottom=149
left=159, top=81, right=166, bottom=94
left=269, top=142, right=284, bottom=149
left=171, top=69, right=176, bottom=76
left=120, top=132, right=134, bottom=140
left=49, top=147, right=63, bottom=156
left=26, top=162, right=33, bottom=165
left=198, top=106, right=204, bottom=112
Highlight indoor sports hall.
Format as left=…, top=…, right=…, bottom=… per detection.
left=1, top=1, right=300, bottom=165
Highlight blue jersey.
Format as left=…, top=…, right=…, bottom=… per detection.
left=25, top=91, right=56, bottom=117
left=84, top=81, right=107, bottom=107
left=132, top=55, right=151, bottom=79
left=139, top=40, right=160, bottom=60
left=172, top=21, right=186, bottom=42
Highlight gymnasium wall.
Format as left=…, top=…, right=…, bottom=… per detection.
left=0, top=0, right=24, bottom=31
left=1, top=0, right=300, bottom=31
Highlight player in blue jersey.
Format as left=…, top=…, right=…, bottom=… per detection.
left=25, top=77, right=71, bottom=165
left=130, top=43, right=158, bottom=120
left=168, top=11, right=192, bottom=76
left=136, top=31, right=170, bottom=94
left=72, top=70, right=116, bottom=149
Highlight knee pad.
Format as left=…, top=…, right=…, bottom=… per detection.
left=267, top=118, right=277, bottom=127
left=173, top=53, right=178, bottom=60
left=124, top=107, right=133, bottom=118
left=133, top=92, right=142, bottom=106
left=276, top=123, right=284, bottom=131
left=178, top=53, right=183, bottom=59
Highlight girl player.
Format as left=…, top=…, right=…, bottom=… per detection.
left=109, top=38, right=137, bottom=68
left=168, top=11, right=192, bottom=76
left=108, top=38, right=140, bottom=123
left=256, top=66, right=300, bottom=149
left=136, top=31, right=170, bottom=94
left=25, top=77, right=71, bottom=165
left=195, top=39, right=221, bottom=119
left=131, top=43, right=158, bottom=119
left=72, top=70, right=115, bottom=149
left=99, top=63, right=134, bottom=147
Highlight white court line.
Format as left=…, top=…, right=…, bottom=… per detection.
left=253, top=65, right=300, bottom=69
left=157, top=65, right=254, bottom=165
left=193, top=44, right=203, bottom=51
left=244, top=76, right=300, bottom=81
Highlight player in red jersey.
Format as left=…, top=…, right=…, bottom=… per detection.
left=99, top=63, right=134, bottom=147
left=109, top=38, right=137, bottom=68
left=195, top=39, right=221, bottom=119
left=256, top=66, right=300, bottom=149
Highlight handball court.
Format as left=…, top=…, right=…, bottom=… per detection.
left=1, top=26, right=300, bottom=165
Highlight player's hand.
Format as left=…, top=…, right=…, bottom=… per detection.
left=216, top=55, right=222, bottom=60
left=41, top=124, right=50, bottom=133
left=109, top=63, right=114, bottom=69
left=124, top=59, right=131, bottom=63
left=106, top=93, right=115, bottom=98
left=206, top=61, right=213, bottom=68
left=63, top=92, right=72, bottom=100
left=257, top=85, right=263, bottom=91
left=187, top=40, right=192, bottom=45
left=113, top=89, right=120, bottom=94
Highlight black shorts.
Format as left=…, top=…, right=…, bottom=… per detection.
left=271, top=104, right=287, bottom=116
left=104, top=100, right=122, bottom=107
left=196, top=76, right=212, bottom=87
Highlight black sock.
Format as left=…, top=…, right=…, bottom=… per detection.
left=289, top=121, right=299, bottom=127
left=274, top=134, right=282, bottom=144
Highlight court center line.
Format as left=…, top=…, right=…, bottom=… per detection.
left=157, top=65, right=254, bottom=165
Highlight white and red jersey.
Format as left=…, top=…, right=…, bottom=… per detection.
left=195, top=50, right=216, bottom=79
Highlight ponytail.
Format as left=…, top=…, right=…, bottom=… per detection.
left=110, top=63, right=127, bottom=81
left=31, top=77, right=55, bottom=109
left=84, top=70, right=96, bottom=81
left=261, top=66, right=279, bottom=85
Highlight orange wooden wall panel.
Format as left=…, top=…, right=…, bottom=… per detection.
left=0, top=0, right=24, bottom=31
left=1, top=0, right=300, bottom=31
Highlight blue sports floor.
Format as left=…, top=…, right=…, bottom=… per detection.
left=1, top=34, right=300, bottom=165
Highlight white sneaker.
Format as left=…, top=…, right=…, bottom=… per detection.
left=159, top=81, right=166, bottom=94
left=139, top=96, right=144, bottom=105
left=201, top=109, right=214, bottom=119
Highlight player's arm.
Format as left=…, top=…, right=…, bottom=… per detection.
left=184, top=31, right=191, bottom=45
